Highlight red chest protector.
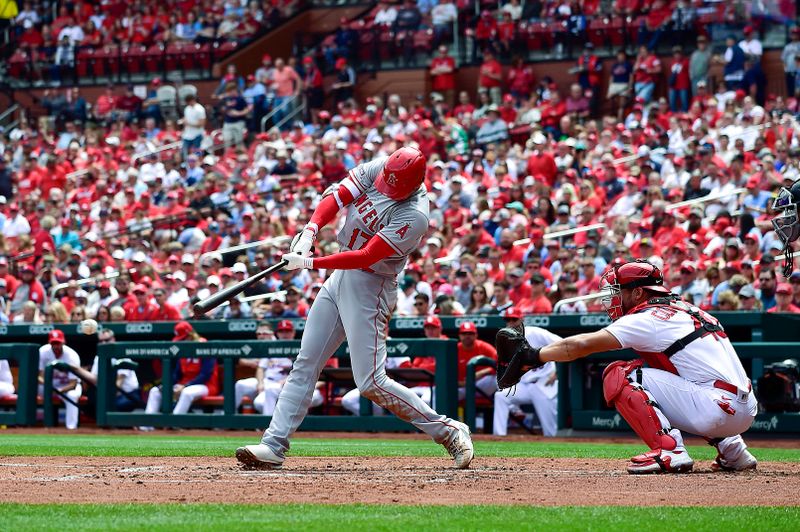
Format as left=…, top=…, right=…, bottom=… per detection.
left=628, top=295, right=727, bottom=374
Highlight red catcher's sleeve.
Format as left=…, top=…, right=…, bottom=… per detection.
left=309, top=185, right=355, bottom=229
left=313, top=235, right=395, bottom=270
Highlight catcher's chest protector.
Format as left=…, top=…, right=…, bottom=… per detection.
left=629, top=297, right=727, bottom=361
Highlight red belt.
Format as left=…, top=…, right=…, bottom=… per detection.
left=713, top=379, right=751, bottom=396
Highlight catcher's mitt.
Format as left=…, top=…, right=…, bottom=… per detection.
left=495, top=323, right=543, bottom=390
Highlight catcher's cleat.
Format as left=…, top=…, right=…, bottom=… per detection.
left=495, top=323, right=542, bottom=390
left=626, top=448, right=694, bottom=474
left=711, top=450, right=757, bottom=472
left=443, top=421, right=474, bottom=469
left=236, top=444, right=284, bottom=470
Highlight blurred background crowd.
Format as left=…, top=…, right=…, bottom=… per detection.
left=0, top=0, right=799, bottom=328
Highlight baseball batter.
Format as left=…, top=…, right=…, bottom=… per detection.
left=237, top=147, right=474, bottom=469
left=493, top=320, right=559, bottom=437
left=496, top=260, right=758, bottom=474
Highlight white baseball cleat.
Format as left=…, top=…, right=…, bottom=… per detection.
left=444, top=422, right=474, bottom=469
left=626, top=448, right=694, bottom=474
left=711, top=449, right=757, bottom=472
left=235, top=444, right=284, bottom=470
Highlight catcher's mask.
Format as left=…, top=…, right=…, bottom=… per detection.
left=772, top=183, right=800, bottom=277
left=772, top=186, right=800, bottom=246
left=599, top=260, right=670, bottom=321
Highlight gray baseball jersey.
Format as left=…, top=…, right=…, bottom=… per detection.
left=338, top=157, right=429, bottom=277
left=258, top=160, right=463, bottom=459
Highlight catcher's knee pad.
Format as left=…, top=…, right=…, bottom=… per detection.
left=602, top=361, right=676, bottom=451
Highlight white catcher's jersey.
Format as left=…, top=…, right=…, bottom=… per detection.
left=338, top=157, right=429, bottom=278
left=605, top=308, right=750, bottom=390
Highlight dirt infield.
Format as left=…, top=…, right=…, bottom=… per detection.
left=0, top=455, right=798, bottom=506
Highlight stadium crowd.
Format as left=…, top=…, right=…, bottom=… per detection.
left=1, top=4, right=800, bottom=330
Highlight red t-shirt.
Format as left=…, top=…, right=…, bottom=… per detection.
left=634, top=55, right=661, bottom=84
left=456, top=339, right=497, bottom=381
left=517, top=294, right=553, bottom=314
left=430, top=56, right=455, bottom=91
left=670, top=58, right=691, bottom=90
left=479, top=59, right=502, bottom=89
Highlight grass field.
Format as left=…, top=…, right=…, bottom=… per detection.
left=2, top=504, right=799, bottom=531
left=1, top=433, right=798, bottom=530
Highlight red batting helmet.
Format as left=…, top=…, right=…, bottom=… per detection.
left=599, top=260, right=670, bottom=321
left=375, top=147, right=427, bottom=201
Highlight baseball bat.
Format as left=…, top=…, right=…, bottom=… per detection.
left=193, top=260, right=288, bottom=314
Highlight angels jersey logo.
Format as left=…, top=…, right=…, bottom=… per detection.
left=386, top=172, right=398, bottom=185
left=395, top=223, right=411, bottom=239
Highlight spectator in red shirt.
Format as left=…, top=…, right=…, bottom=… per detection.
left=576, top=258, right=602, bottom=296
left=478, top=49, right=503, bottom=105
left=507, top=56, right=534, bottom=103
left=115, top=85, right=142, bottom=123
left=8, top=264, right=46, bottom=316
left=654, top=211, right=688, bottom=250
left=769, top=283, right=800, bottom=313
left=633, top=45, right=661, bottom=104
left=152, top=287, right=181, bottom=321
left=525, top=132, right=557, bottom=186
left=472, top=10, right=497, bottom=63
left=668, top=46, right=691, bottom=112
left=455, top=321, right=497, bottom=398
left=429, top=45, right=456, bottom=106
left=124, top=284, right=158, bottom=321
left=517, top=273, right=553, bottom=314
left=499, top=229, right=525, bottom=267
left=507, top=267, right=531, bottom=304
left=450, top=90, right=475, bottom=121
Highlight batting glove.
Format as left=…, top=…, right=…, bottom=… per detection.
left=282, top=252, right=314, bottom=271
left=290, top=223, right=318, bottom=256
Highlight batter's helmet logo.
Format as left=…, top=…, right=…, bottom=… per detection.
left=386, top=172, right=398, bottom=185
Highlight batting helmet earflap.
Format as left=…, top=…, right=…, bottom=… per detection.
left=375, top=147, right=427, bottom=200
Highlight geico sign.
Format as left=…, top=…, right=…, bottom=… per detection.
left=579, top=315, right=611, bottom=327
left=30, top=324, right=54, bottom=335
left=125, top=323, right=153, bottom=334
left=455, top=317, right=488, bottom=328
left=394, top=318, right=426, bottom=329
left=228, top=321, right=257, bottom=332
left=522, top=316, right=550, bottom=327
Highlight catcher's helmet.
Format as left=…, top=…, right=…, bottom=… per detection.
left=375, top=147, right=426, bottom=201
left=773, top=180, right=800, bottom=246
left=600, top=260, right=670, bottom=321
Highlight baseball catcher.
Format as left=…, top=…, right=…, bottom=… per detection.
left=495, top=260, right=758, bottom=474
left=772, top=179, right=800, bottom=277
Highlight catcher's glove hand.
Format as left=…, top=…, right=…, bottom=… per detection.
left=495, top=322, right=543, bottom=390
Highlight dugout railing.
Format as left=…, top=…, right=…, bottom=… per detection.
left=94, top=339, right=459, bottom=431
left=0, top=312, right=770, bottom=369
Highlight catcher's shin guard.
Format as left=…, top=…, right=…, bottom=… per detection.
left=602, top=360, right=677, bottom=451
